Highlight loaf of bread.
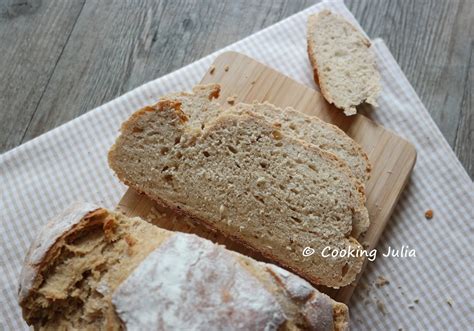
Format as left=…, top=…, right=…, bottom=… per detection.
left=108, top=96, right=367, bottom=287
left=307, top=10, right=381, bottom=116
left=160, top=84, right=370, bottom=237
left=19, top=204, right=349, bottom=330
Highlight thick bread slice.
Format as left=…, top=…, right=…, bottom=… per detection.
left=232, top=102, right=371, bottom=183
left=165, top=84, right=371, bottom=183
left=159, top=84, right=370, bottom=237
left=19, top=205, right=349, bottom=331
left=307, top=10, right=381, bottom=116
left=108, top=101, right=367, bottom=287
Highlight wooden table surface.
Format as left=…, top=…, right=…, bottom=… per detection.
left=1, top=0, right=472, bottom=178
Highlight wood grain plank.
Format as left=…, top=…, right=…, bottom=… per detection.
left=117, top=52, right=417, bottom=303
left=454, top=41, right=472, bottom=176
left=0, top=0, right=85, bottom=152
left=19, top=0, right=317, bottom=145
left=1, top=0, right=471, bottom=175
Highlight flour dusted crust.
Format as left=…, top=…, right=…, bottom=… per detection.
left=18, top=202, right=100, bottom=302
left=266, top=265, right=349, bottom=331
left=112, top=233, right=286, bottom=330
left=19, top=205, right=350, bottom=330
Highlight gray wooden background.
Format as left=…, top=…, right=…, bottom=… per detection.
left=1, top=0, right=472, bottom=177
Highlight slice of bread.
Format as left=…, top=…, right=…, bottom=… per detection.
left=108, top=100, right=367, bottom=287
left=228, top=102, right=371, bottom=181
left=307, top=10, right=381, bottom=116
left=159, top=85, right=370, bottom=237
left=164, top=84, right=371, bottom=183
left=19, top=204, right=349, bottom=330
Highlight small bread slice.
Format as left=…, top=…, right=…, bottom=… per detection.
left=19, top=204, right=350, bottom=330
left=307, top=10, right=381, bottom=116
left=160, top=85, right=370, bottom=237
left=108, top=100, right=367, bottom=287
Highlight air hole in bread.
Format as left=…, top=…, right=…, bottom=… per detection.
left=341, top=263, right=349, bottom=277
left=290, top=216, right=302, bottom=224
left=149, top=130, right=162, bottom=137
left=254, top=196, right=265, bottom=205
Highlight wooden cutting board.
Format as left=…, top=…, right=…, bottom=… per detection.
left=117, top=51, right=416, bottom=303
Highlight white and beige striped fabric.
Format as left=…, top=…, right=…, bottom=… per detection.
left=1, top=0, right=472, bottom=329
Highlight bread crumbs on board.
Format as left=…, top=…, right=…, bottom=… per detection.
left=209, top=65, right=216, bottom=75
left=226, top=95, right=237, bottom=105
left=224, top=65, right=230, bottom=72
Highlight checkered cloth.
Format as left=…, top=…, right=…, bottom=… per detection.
left=1, top=0, right=472, bottom=329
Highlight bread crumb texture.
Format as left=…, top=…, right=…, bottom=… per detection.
left=108, top=84, right=370, bottom=288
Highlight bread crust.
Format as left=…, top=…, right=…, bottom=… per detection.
left=19, top=205, right=350, bottom=330
left=18, top=202, right=101, bottom=304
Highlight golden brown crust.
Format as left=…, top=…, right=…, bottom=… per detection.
left=19, top=207, right=110, bottom=319
left=307, top=15, right=332, bottom=104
